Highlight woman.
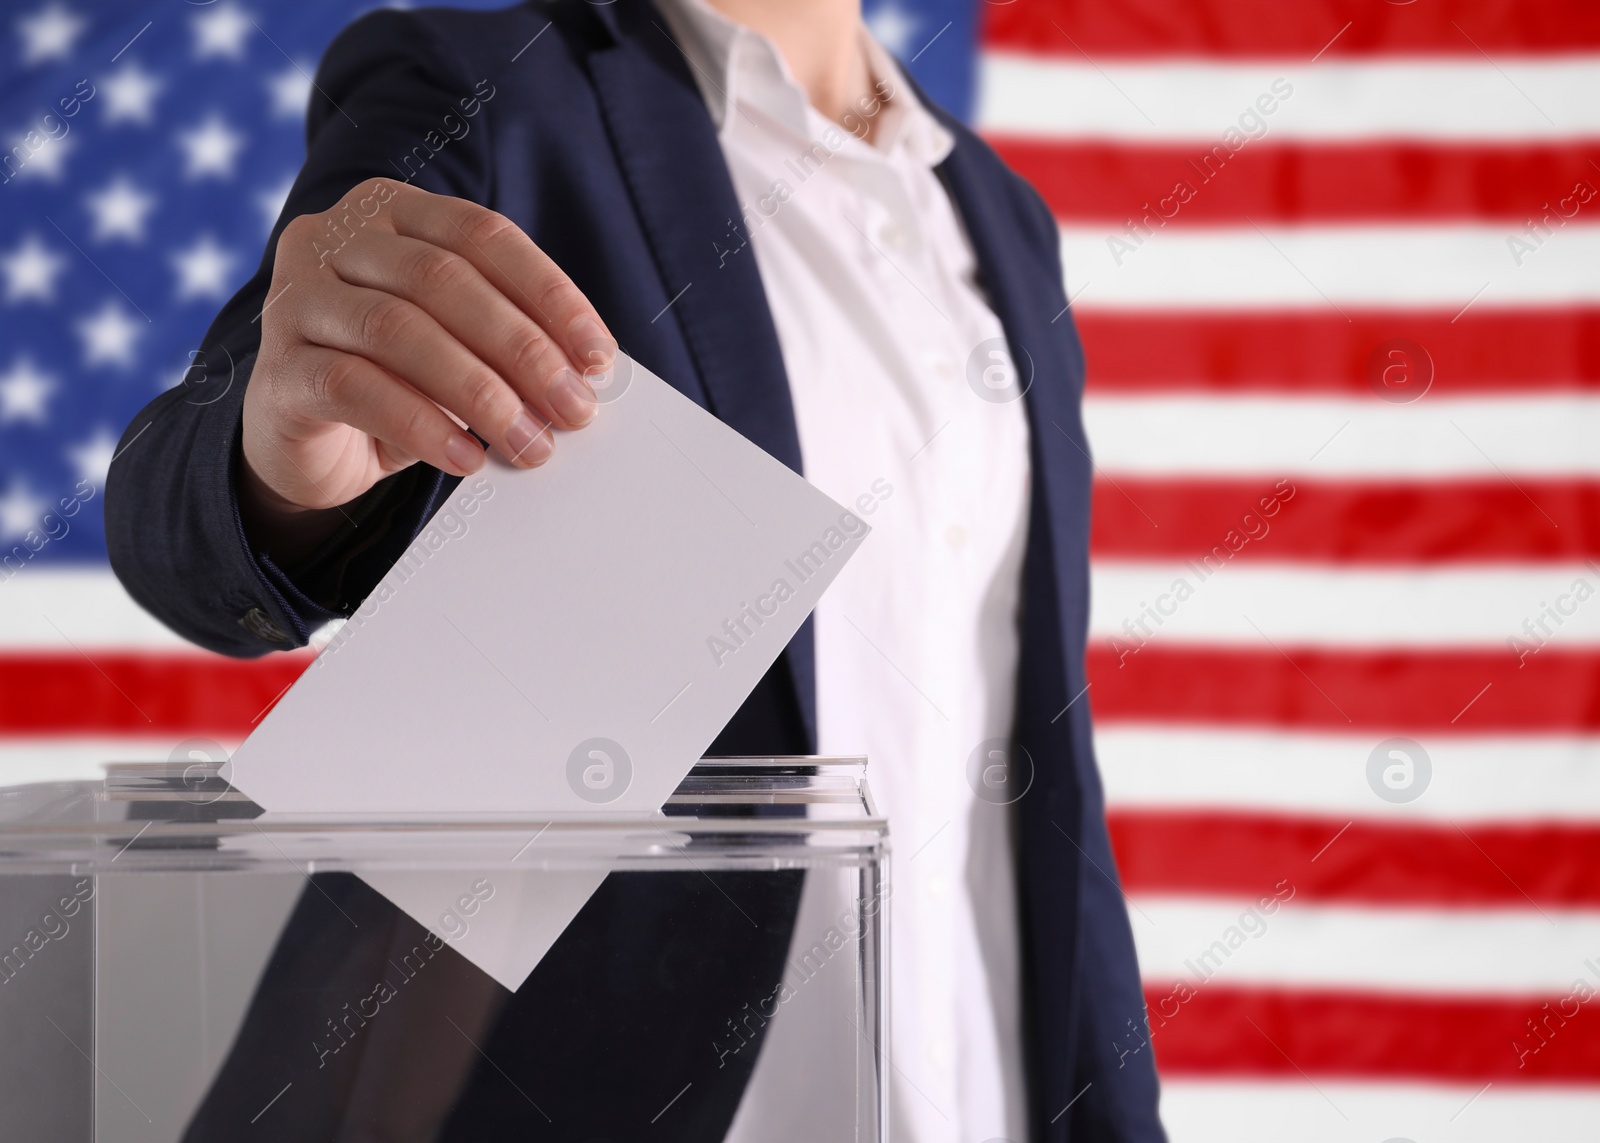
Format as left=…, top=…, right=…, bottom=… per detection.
left=106, top=1, right=1164, bottom=1139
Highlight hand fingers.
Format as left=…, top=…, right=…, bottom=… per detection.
left=384, top=187, right=617, bottom=374
left=325, top=231, right=597, bottom=430
left=290, top=346, right=510, bottom=479
left=292, top=281, right=555, bottom=468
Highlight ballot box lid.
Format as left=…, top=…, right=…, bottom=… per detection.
left=0, top=757, right=888, bottom=876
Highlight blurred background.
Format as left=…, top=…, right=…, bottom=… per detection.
left=2, top=0, right=1598, bottom=1139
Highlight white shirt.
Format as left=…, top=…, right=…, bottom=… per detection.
left=656, top=5, right=1033, bottom=1141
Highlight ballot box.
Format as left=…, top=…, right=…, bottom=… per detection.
left=0, top=757, right=888, bottom=1143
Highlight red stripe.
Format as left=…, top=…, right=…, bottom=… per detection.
left=995, top=139, right=1600, bottom=224
left=1088, top=646, right=1600, bottom=731
left=0, top=653, right=311, bottom=735
left=1075, top=310, right=1600, bottom=391
left=1092, top=479, right=1600, bottom=562
left=1143, top=985, right=1600, bottom=1082
left=2, top=648, right=1595, bottom=736
left=983, top=0, right=1600, bottom=57
left=1112, top=810, right=1600, bottom=907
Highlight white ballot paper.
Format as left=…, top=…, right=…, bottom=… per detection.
left=223, top=353, right=865, bottom=989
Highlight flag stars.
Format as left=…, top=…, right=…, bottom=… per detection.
left=176, top=114, right=246, bottom=179
left=9, top=131, right=75, bottom=182
left=76, top=300, right=143, bottom=369
left=267, top=63, right=313, bottom=120
left=256, top=173, right=294, bottom=235
left=1, top=235, right=67, bottom=303
left=0, top=357, right=56, bottom=425
left=171, top=235, right=239, bottom=301
left=866, top=0, right=919, bottom=57
left=17, top=3, right=87, bottom=65
left=68, top=426, right=119, bottom=490
left=84, top=174, right=158, bottom=242
left=191, top=3, right=253, bottom=61
left=100, top=60, right=164, bottom=126
left=0, top=480, right=48, bottom=542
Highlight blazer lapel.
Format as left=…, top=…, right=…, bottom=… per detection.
left=932, top=131, right=1093, bottom=663
left=580, top=0, right=818, bottom=747
left=933, top=122, right=1102, bottom=1128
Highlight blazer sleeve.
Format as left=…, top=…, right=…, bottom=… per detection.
left=104, top=9, right=494, bottom=657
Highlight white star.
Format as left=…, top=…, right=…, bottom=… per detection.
left=191, top=3, right=253, bottom=61
left=76, top=299, right=143, bottom=369
left=67, top=426, right=119, bottom=490
left=866, top=0, right=920, bottom=57
left=266, top=63, right=312, bottom=120
left=1, top=234, right=67, bottom=303
left=256, top=172, right=294, bottom=234
left=171, top=234, right=238, bottom=301
left=8, top=131, right=74, bottom=182
left=0, top=357, right=56, bottom=424
left=0, top=481, right=47, bottom=542
left=176, top=114, right=246, bottom=180
left=84, top=174, right=158, bottom=242
left=100, top=60, right=163, bottom=126
left=17, top=3, right=87, bottom=65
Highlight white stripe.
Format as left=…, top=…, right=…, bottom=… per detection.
left=976, top=52, right=1600, bottom=141
left=0, top=737, right=246, bottom=788
left=1160, top=1080, right=1600, bottom=1143
left=1084, top=394, right=1600, bottom=478
left=1059, top=224, right=1600, bottom=310
left=0, top=567, right=191, bottom=648
left=1131, top=896, right=1600, bottom=995
left=1095, top=726, right=1600, bottom=822
left=0, top=571, right=337, bottom=651
left=1089, top=561, right=1600, bottom=648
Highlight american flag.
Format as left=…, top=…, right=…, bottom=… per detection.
left=3, top=0, right=1597, bottom=1138
left=970, top=0, right=1600, bottom=1138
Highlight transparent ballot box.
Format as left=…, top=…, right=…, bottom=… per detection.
left=0, top=758, right=888, bottom=1143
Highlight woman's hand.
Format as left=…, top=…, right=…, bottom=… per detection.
left=239, top=178, right=613, bottom=552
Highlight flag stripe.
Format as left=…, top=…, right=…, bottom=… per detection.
left=6, top=643, right=1593, bottom=737
left=1096, top=727, right=1600, bottom=821
left=0, top=738, right=235, bottom=787
left=1089, top=646, right=1600, bottom=732
left=977, top=55, right=1600, bottom=142
left=982, top=1, right=1600, bottom=58
left=994, top=139, right=1600, bottom=224
left=1111, top=809, right=1600, bottom=907
left=1074, top=310, right=1600, bottom=391
left=1092, top=479, right=1600, bottom=562
left=1090, top=562, right=1600, bottom=647
left=1130, top=897, right=1600, bottom=994
left=1144, top=987, right=1600, bottom=1082
left=1061, top=225, right=1600, bottom=310
left=0, top=568, right=200, bottom=648
left=1083, top=394, right=1600, bottom=477
left=1158, top=1080, right=1600, bottom=1143
left=0, top=653, right=308, bottom=733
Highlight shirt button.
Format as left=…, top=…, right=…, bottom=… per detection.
left=879, top=222, right=911, bottom=253
left=945, top=524, right=969, bottom=550
left=933, top=360, right=956, bottom=382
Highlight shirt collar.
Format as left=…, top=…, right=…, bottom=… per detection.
left=653, top=0, right=954, bottom=167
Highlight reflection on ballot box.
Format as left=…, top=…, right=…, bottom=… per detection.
left=0, top=758, right=887, bottom=1143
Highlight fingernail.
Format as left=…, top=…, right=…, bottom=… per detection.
left=445, top=432, right=485, bottom=475
left=506, top=409, right=554, bottom=465
left=548, top=369, right=597, bottom=427
left=569, top=316, right=614, bottom=366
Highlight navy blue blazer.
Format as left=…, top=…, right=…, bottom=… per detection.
left=106, top=2, right=1164, bottom=1139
